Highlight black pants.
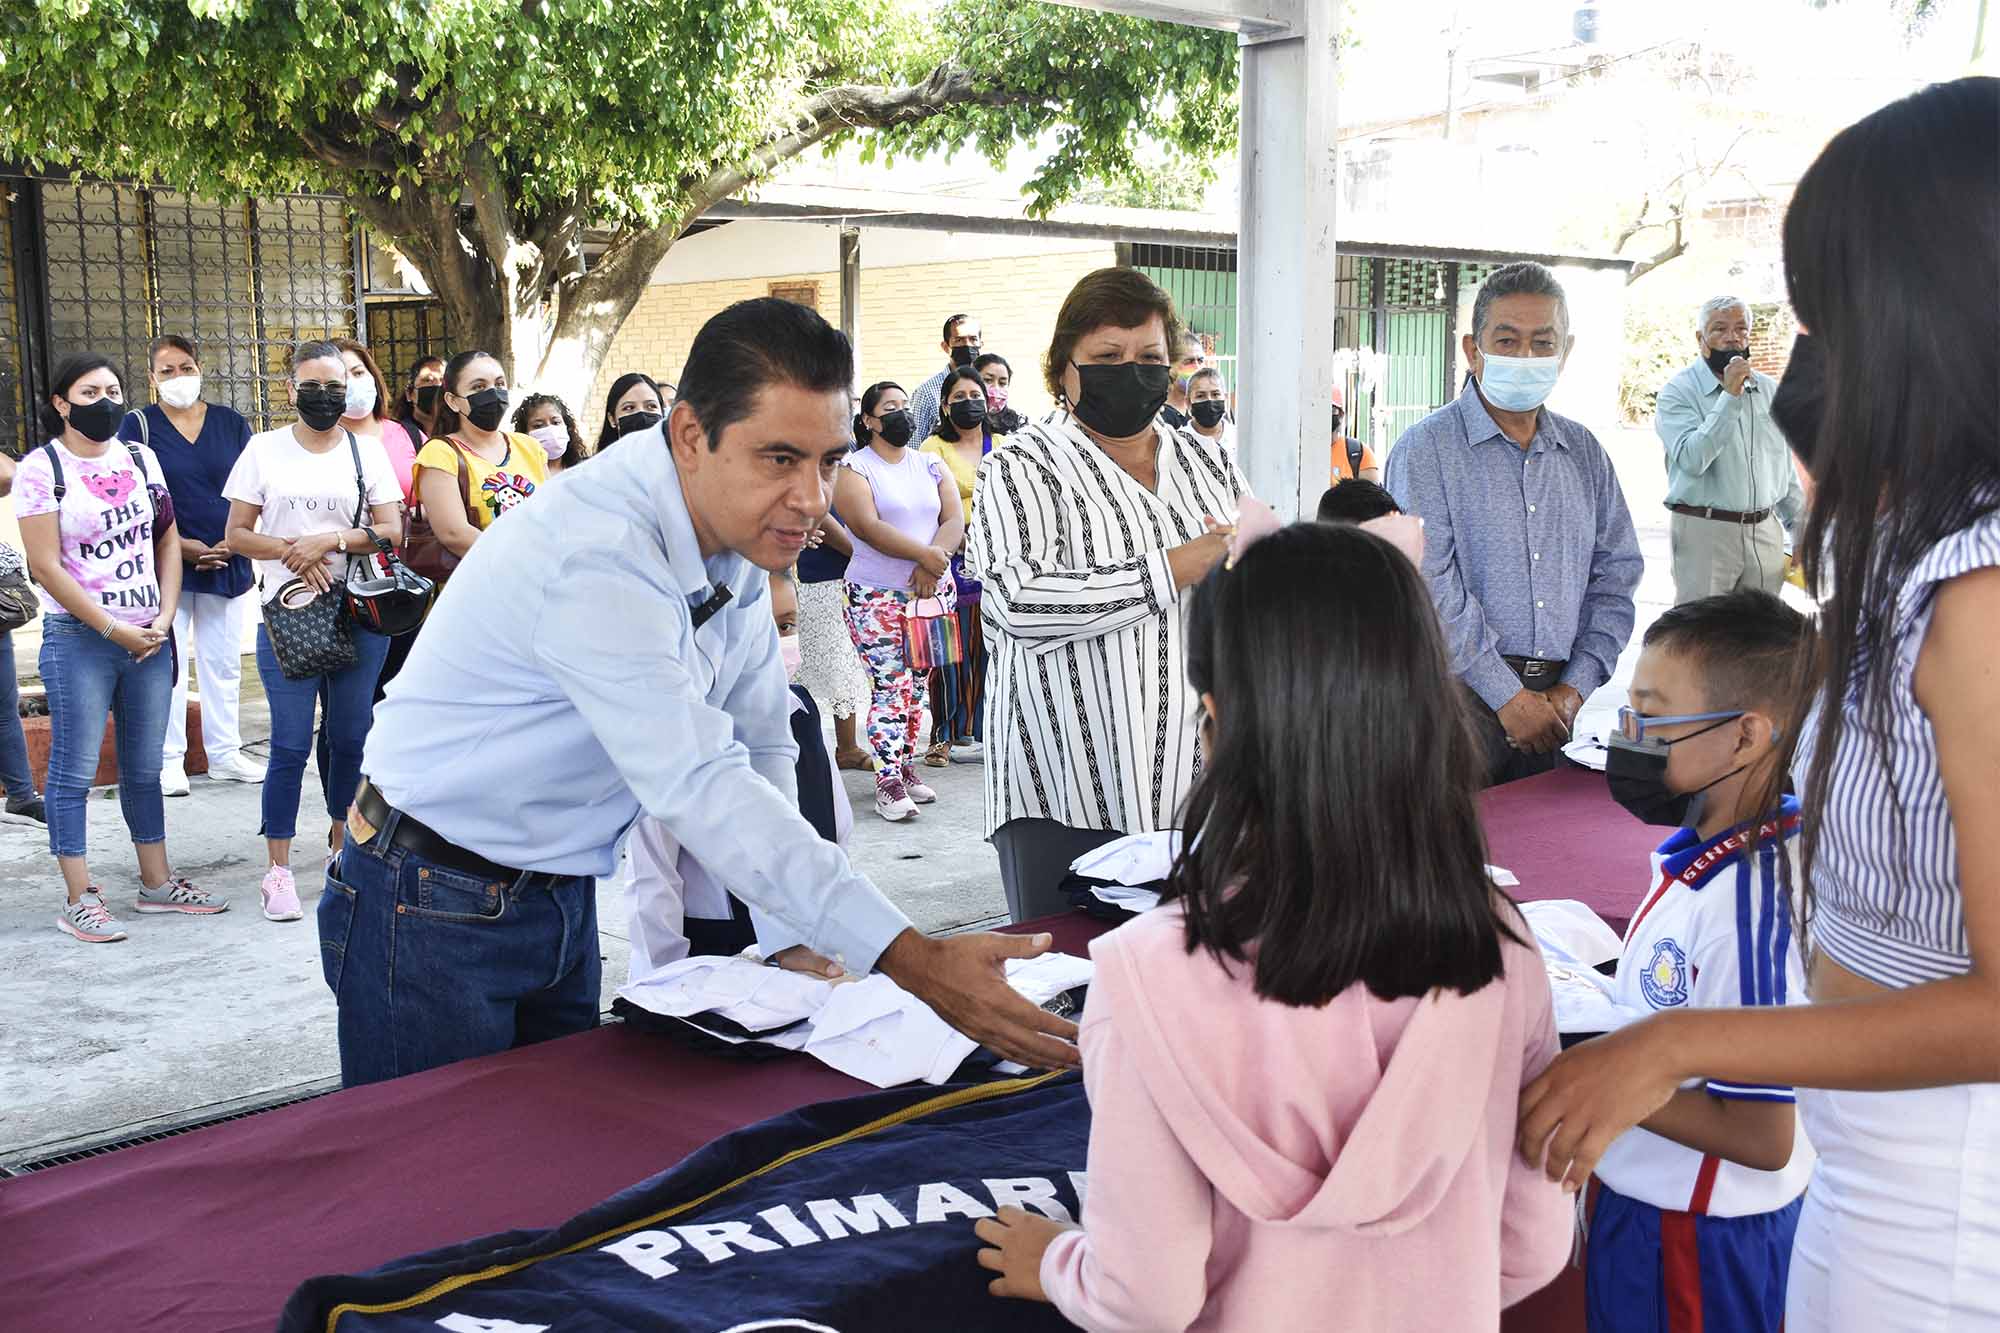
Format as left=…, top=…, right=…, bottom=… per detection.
left=991, top=818, right=1123, bottom=924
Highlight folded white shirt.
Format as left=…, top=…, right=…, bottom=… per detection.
left=619, top=952, right=834, bottom=1050
left=804, top=952, right=1096, bottom=1088
left=1070, top=830, right=1181, bottom=886
left=1521, top=898, right=1625, bottom=969
left=620, top=950, right=1094, bottom=1086
left=1545, top=955, right=1647, bottom=1036
left=1089, top=883, right=1163, bottom=913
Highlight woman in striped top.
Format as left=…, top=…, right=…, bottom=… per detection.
left=967, top=267, right=1242, bottom=922
left=1517, top=78, right=2000, bottom=1329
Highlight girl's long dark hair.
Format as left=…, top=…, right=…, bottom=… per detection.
left=596, top=372, right=665, bottom=450
left=1164, top=522, right=1519, bottom=1005
left=1784, top=78, right=2000, bottom=940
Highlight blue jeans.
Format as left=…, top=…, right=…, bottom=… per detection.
left=39, top=615, right=171, bottom=858
left=320, top=822, right=600, bottom=1087
left=0, top=629, right=37, bottom=802
left=254, top=625, right=389, bottom=841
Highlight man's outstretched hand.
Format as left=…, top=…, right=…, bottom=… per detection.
left=876, top=928, right=1080, bottom=1070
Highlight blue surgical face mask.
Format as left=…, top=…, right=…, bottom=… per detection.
left=1476, top=350, right=1563, bottom=413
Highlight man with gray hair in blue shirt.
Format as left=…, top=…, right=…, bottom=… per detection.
left=334, top=298, right=1078, bottom=1088
left=1385, top=262, right=1642, bottom=787
left=1654, top=295, right=1805, bottom=604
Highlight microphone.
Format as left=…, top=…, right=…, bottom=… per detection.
left=691, top=584, right=734, bottom=630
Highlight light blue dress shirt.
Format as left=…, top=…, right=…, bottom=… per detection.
left=1385, top=381, right=1643, bottom=712
left=363, top=428, right=911, bottom=972
left=1654, top=360, right=1806, bottom=528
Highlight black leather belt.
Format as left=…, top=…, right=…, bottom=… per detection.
left=353, top=779, right=524, bottom=883
left=1667, top=502, right=1772, bottom=525
left=1502, top=655, right=1568, bottom=689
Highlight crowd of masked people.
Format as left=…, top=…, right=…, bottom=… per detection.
left=5, top=77, right=1995, bottom=1333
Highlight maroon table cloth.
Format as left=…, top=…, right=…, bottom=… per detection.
left=0, top=765, right=1647, bottom=1332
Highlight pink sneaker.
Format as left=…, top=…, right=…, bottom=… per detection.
left=57, top=891, right=127, bottom=943
left=260, top=865, right=303, bottom=922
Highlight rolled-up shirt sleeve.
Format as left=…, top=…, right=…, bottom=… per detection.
left=1387, top=439, right=1520, bottom=711
left=532, top=552, right=910, bottom=973
left=967, top=447, right=1177, bottom=650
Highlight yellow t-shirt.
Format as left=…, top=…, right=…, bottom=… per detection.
left=920, top=434, right=999, bottom=510
left=414, top=434, right=548, bottom=529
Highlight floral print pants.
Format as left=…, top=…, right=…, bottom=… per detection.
left=843, top=583, right=920, bottom=777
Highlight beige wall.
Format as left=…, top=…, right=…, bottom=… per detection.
left=587, top=245, right=1117, bottom=438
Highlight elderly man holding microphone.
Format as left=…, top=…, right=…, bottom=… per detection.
left=1654, top=296, right=1806, bottom=604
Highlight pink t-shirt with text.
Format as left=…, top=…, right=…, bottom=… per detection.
left=13, top=438, right=170, bottom=626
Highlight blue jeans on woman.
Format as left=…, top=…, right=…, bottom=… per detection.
left=255, top=625, right=389, bottom=841
left=39, top=615, right=171, bottom=857
left=0, top=629, right=40, bottom=804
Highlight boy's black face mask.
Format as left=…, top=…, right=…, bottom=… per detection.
left=1604, top=717, right=1745, bottom=828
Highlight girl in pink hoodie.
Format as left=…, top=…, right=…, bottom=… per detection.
left=975, top=518, right=1574, bottom=1330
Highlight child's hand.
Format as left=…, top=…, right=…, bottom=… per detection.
left=974, top=1206, right=1073, bottom=1303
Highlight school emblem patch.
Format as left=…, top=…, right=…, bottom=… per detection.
left=1640, top=938, right=1689, bottom=1008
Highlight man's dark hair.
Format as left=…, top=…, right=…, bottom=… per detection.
left=1316, top=479, right=1401, bottom=524
left=1470, top=260, right=1570, bottom=343
left=1642, top=589, right=1815, bottom=716
left=941, top=313, right=975, bottom=344
left=678, top=298, right=854, bottom=451
left=1169, top=521, right=1519, bottom=1006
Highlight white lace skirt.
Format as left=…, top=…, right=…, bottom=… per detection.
left=795, top=578, right=869, bottom=721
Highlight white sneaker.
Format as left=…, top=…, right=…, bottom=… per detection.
left=874, top=776, right=920, bottom=823
left=950, top=741, right=985, bottom=762
left=160, top=765, right=191, bottom=798
left=206, top=754, right=268, bottom=784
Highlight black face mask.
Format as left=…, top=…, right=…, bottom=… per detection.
left=64, top=396, right=124, bottom=443
left=1770, top=333, right=1825, bottom=470
left=1071, top=362, right=1172, bottom=439
left=949, top=345, right=979, bottom=369
left=617, top=411, right=663, bottom=438
left=947, top=398, right=988, bottom=432
left=1703, top=345, right=1748, bottom=378
left=295, top=384, right=346, bottom=433
left=459, top=387, right=508, bottom=432
left=1191, top=400, right=1228, bottom=429
left=413, top=385, right=441, bottom=415
left=875, top=409, right=914, bottom=448
left=1604, top=720, right=1743, bottom=828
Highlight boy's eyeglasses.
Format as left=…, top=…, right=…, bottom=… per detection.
left=1615, top=706, right=1744, bottom=746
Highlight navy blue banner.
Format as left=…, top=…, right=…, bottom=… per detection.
left=280, top=1073, right=1087, bottom=1333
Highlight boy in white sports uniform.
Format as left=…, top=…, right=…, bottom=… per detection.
left=1590, top=590, right=1814, bottom=1332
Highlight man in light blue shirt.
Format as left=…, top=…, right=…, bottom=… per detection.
left=333, top=298, right=1076, bottom=1087
left=1386, top=262, right=1642, bottom=787
left=1654, top=296, right=1806, bottom=604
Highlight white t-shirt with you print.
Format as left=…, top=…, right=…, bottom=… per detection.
left=223, top=426, right=401, bottom=604
left=11, top=438, right=169, bottom=626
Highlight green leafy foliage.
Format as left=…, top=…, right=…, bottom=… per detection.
left=0, top=0, right=1238, bottom=232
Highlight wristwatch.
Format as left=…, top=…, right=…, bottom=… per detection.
left=335, top=532, right=348, bottom=554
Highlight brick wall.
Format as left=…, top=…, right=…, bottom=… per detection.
left=587, top=246, right=1117, bottom=437
left=1748, top=301, right=1799, bottom=380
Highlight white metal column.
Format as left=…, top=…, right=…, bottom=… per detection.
left=1042, top=0, right=1339, bottom=519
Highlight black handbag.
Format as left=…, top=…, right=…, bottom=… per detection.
left=261, top=431, right=373, bottom=681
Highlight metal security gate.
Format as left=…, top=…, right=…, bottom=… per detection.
left=1126, top=243, right=1238, bottom=392
left=363, top=299, right=454, bottom=396
left=2, top=178, right=360, bottom=452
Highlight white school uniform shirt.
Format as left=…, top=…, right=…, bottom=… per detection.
left=1594, top=799, right=1815, bottom=1217
left=625, top=692, right=854, bottom=984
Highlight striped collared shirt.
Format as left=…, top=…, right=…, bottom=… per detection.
left=1793, top=503, right=2000, bottom=987
left=965, top=415, right=1247, bottom=837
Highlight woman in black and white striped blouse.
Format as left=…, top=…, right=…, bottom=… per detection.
left=966, top=268, right=1244, bottom=921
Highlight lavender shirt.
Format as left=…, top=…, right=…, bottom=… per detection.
left=842, top=446, right=947, bottom=591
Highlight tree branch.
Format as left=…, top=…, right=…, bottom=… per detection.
left=296, top=120, right=403, bottom=177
